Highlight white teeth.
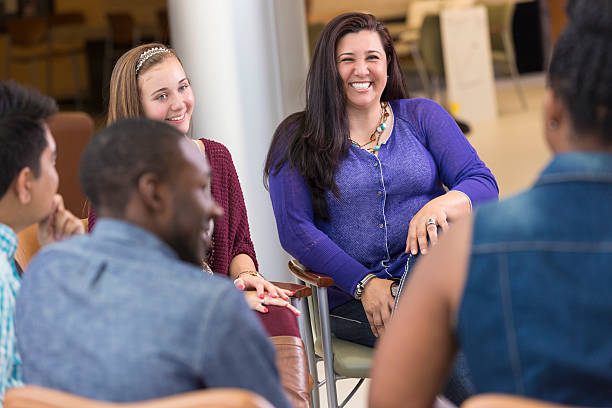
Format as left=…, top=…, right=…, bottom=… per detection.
left=350, top=82, right=371, bottom=90
left=167, top=113, right=185, bottom=121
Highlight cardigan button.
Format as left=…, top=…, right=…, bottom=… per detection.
left=379, top=223, right=384, bottom=229
left=377, top=191, right=382, bottom=196
left=373, top=162, right=378, bottom=167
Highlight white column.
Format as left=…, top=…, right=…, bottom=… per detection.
left=168, top=0, right=309, bottom=281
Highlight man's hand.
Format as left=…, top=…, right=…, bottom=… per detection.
left=38, top=194, right=85, bottom=246
left=360, top=277, right=395, bottom=337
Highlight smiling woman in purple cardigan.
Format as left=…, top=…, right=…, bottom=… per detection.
left=265, top=12, right=498, bottom=406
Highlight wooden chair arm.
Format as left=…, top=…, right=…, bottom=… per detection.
left=4, top=385, right=274, bottom=408
left=270, top=281, right=312, bottom=298
left=288, top=260, right=334, bottom=288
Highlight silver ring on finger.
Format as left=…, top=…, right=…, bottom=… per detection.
left=426, top=218, right=436, bottom=227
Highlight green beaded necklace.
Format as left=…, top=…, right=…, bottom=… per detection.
left=350, top=101, right=390, bottom=153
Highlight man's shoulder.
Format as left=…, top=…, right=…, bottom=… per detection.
left=28, top=234, right=233, bottom=293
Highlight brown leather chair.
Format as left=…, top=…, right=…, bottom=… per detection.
left=4, top=385, right=273, bottom=408
left=47, top=112, right=94, bottom=218
left=461, top=394, right=581, bottom=408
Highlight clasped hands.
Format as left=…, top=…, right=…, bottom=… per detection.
left=38, top=194, right=84, bottom=246
left=234, top=273, right=300, bottom=316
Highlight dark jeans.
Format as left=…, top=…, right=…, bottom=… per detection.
left=330, top=299, right=475, bottom=406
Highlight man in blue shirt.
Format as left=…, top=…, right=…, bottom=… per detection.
left=16, top=118, right=290, bottom=407
left=0, top=81, right=84, bottom=406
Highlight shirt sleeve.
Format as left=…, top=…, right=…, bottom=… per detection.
left=268, top=164, right=371, bottom=296
left=406, top=99, right=499, bottom=205
left=0, top=262, right=18, bottom=399
left=198, top=285, right=290, bottom=408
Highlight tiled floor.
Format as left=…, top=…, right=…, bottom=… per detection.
left=313, top=72, right=549, bottom=408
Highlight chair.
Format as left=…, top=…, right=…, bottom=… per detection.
left=104, top=13, right=139, bottom=84
left=47, top=112, right=94, bottom=218
left=15, top=219, right=88, bottom=270
left=288, top=260, right=372, bottom=408
left=157, top=9, right=170, bottom=45
left=479, top=0, right=527, bottom=109
left=6, top=15, right=85, bottom=109
left=5, top=16, right=49, bottom=91
left=4, top=385, right=273, bottom=408
left=461, top=394, right=579, bottom=408
left=394, top=0, right=444, bottom=97
left=48, top=12, right=88, bottom=110
left=396, top=1, right=474, bottom=100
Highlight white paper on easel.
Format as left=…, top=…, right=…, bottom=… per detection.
left=440, top=6, right=498, bottom=122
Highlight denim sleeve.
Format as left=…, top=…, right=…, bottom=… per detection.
left=405, top=99, right=499, bottom=206
left=198, top=285, right=290, bottom=408
left=268, top=164, right=371, bottom=296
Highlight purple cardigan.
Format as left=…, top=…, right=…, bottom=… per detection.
left=268, top=99, right=499, bottom=310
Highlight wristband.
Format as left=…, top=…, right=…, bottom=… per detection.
left=354, top=273, right=376, bottom=299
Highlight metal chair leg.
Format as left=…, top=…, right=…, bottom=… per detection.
left=294, top=292, right=320, bottom=408
left=409, top=42, right=431, bottom=98
left=317, top=287, right=338, bottom=408
left=70, top=53, right=83, bottom=110
left=502, top=31, right=527, bottom=110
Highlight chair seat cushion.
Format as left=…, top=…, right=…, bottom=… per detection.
left=315, top=336, right=372, bottom=379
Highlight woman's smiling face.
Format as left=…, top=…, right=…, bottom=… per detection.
left=336, top=30, right=388, bottom=110
left=138, top=56, right=194, bottom=135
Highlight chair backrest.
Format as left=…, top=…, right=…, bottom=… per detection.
left=157, top=9, right=169, bottom=45
left=419, top=14, right=445, bottom=77
left=15, top=219, right=88, bottom=270
left=481, top=0, right=516, bottom=49
left=107, top=13, right=136, bottom=47
left=7, top=16, right=49, bottom=47
left=4, top=385, right=274, bottom=408
left=47, top=111, right=94, bottom=218
left=49, top=12, right=85, bottom=27
left=406, top=0, right=476, bottom=30
left=461, top=394, right=579, bottom=408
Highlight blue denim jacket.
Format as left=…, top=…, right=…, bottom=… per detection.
left=458, top=153, right=612, bottom=405
left=16, top=219, right=289, bottom=407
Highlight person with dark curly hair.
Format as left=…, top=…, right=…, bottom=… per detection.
left=371, top=1, right=612, bottom=406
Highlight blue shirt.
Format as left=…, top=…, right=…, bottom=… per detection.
left=459, top=153, right=612, bottom=405
left=269, top=99, right=499, bottom=309
left=0, top=222, right=23, bottom=406
left=16, top=219, right=289, bottom=407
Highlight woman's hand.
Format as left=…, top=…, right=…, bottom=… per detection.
left=360, top=277, right=395, bottom=337
left=405, top=191, right=471, bottom=255
left=242, top=291, right=300, bottom=315
left=38, top=194, right=85, bottom=246
left=234, top=272, right=294, bottom=301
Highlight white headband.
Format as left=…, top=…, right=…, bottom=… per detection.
left=135, top=47, right=171, bottom=74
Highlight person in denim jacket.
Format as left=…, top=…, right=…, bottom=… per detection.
left=265, top=12, right=498, bottom=405
left=371, top=1, right=612, bottom=406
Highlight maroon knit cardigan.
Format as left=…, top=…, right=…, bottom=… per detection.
left=88, top=138, right=258, bottom=276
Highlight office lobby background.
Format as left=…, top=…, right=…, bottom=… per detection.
left=0, top=0, right=565, bottom=284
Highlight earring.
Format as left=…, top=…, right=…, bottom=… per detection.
left=549, top=119, right=559, bottom=129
